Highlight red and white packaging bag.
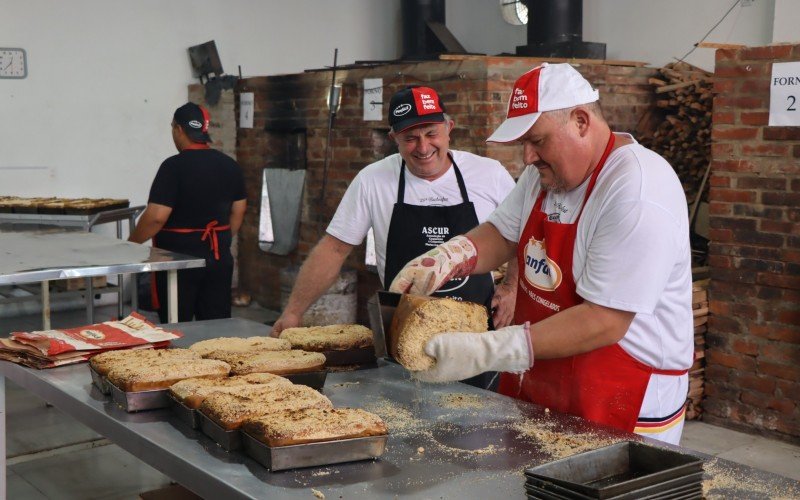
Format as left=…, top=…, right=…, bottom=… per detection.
left=10, top=312, right=183, bottom=356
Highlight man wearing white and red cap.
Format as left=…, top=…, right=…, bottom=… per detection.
left=272, top=86, right=517, bottom=389
left=389, top=64, right=693, bottom=444
left=130, top=102, right=246, bottom=323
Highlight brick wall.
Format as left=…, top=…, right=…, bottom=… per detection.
left=234, top=56, right=656, bottom=324
left=707, top=44, right=800, bottom=443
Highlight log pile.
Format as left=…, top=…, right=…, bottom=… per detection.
left=638, top=62, right=713, bottom=205
left=687, top=274, right=709, bottom=420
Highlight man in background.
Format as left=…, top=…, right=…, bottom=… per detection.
left=130, top=102, right=246, bottom=323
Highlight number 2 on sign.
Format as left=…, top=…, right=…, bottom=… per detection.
left=789, top=96, right=797, bottom=112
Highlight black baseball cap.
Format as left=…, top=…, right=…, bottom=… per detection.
left=173, top=102, right=212, bottom=143
left=388, top=86, right=446, bottom=133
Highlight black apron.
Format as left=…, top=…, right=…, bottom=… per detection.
left=383, top=154, right=497, bottom=390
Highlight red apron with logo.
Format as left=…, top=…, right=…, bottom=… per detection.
left=497, top=134, right=687, bottom=432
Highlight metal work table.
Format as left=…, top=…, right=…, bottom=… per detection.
left=0, top=206, right=145, bottom=321
left=1, top=318, right=798, bottom=500
left=0, top=205, right=144, bottom=233
left=0, top=230, right=204, bottom=327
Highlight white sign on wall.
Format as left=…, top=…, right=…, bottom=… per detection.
left=769, top=62, right=800, bottom=126
left=239, top=92, right=254, bottom=128
left=363, top=78, right=383, bottom=121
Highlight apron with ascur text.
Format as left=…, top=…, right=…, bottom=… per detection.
left=384, top=155, right=496, bottom=389
left=383, top=155, right=494, bottom=309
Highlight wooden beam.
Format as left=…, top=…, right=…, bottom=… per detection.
left=439, top=54, right=649, bottom=67
left=697, top=42, right=745, bottom=50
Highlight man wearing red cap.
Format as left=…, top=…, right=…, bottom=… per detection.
left=272, top=86, right=517, bottom=389
left=390, top=64, right=693, bottom=444
left=130, top=102, right=246, bottom=323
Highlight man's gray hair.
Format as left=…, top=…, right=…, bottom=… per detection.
left=546, top=101, right=605, bottom=125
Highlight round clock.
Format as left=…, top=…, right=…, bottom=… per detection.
left=0, top=48, right=27, bottom=79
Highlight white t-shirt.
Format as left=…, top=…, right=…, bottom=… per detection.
left=488, top=134, right=693, bottom=426
left=327, top=150, right=516, bottom=284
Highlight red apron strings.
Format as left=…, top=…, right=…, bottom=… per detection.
left=160, top=220, right=231, bottom=261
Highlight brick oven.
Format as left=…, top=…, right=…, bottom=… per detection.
left=219, top=56, right=656, bottom=324
left=706, top=43, right=800, bottom=443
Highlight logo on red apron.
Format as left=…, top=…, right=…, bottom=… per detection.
left=523, top=237, right=562, bottom=291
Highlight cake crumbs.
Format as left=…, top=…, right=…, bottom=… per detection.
left=438, top=393, right=486, bottom=410
left=330, top=381, right=360, bottom=388
left=311, top=470, right=331, bottom=477
left=703, top=458, right=800, bottom=499
left=512, top=417, right=620, bottom=459
left=311, top=488, right=325, bottom=499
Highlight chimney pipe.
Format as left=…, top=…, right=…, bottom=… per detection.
left=516, top=0, right=606, bottom=59
left=401, top=0, right=466, bottom=60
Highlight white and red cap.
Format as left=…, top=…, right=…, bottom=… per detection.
left=486, top=63, right=599, bottom=143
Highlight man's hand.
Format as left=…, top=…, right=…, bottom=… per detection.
left=270, top=312, right=302, bottom=338
left=389, top=235, right=479, bottom=296
left=414, top=324, right=533, bottom=383
left=491, top=281, right=517, bottom=328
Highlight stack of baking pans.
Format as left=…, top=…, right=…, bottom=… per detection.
left=524, top=441, right=704, bottom=499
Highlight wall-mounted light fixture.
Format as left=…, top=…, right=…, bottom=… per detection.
left=327, top=84, right=343, bottom=114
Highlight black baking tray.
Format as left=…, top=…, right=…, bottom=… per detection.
left=241, top=431, right=387, bottom=471
left=198, top=410, right=242, bottom=451
left=366, top=291, right=401, bottom=361
left=282, top=369, right=328, bottom=390
left=64, top=200, right=130, bottom=215
left=526, top=471, right=704, bottom=500
left=168, top=392, right=201, bottom=429
left=321, top=346, right=376, bottom=366
left=524, top=441, right=703, bottom=499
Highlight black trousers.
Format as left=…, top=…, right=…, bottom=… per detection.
left=154, top=259, right=233, bottom=324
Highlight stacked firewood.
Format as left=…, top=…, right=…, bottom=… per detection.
left=638, top=62, right=713, bottom=205
left=686, top=274, right=709, bottom=420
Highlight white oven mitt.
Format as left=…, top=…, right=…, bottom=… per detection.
left=388, top=235, right=479, bottom=296
left=413, top=323, right=534, bottom=383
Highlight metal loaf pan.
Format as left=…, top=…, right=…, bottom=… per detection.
left=321, top=346, right=377, bottom=367
left=283, top=369, right=328, bottom=390
left=198, top=410, right=242, bottom=451
left=89, top=365, right=111, bottom=395
left=366, top=291, right=401, bottom=361
left=109, top=381, right=171, bottom=412
left=524, top=441, right=703, bottom=499
left=167, top=392, right=201, bottom=429
left=241, top=432, right=387, bottom=471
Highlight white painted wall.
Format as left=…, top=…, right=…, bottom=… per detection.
left=584, top=0, right=775, bottom=71
left=772, top=0, right=800, bottom=43
left=0, top=0, right=785, bottom=214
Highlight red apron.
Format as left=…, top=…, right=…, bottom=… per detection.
left=497, top=133, right=688, bottom=432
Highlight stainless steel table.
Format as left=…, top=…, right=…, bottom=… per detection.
left=0, top=206, right=145, bottom=320
left=1, top=318, right=798, bottom=500
left=0, top=230, right=205, bottom=327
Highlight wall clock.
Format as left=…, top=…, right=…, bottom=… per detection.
left=0, top=48, right=27, bottom=79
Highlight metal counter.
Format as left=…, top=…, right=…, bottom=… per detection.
left=1, top=318, right=798, bottom=500
left=0, top=206, right=145, bottom=320
left=0, top=230, right=204, bottom=326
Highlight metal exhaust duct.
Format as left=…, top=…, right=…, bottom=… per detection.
left=516, top=0, right=606, bottom=59
left=401, top=0, right=466, bottom=60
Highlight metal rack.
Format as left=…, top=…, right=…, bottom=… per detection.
left=0, top=206, right=144, bottom=324
left=0, top=230, right=204, bottom=329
